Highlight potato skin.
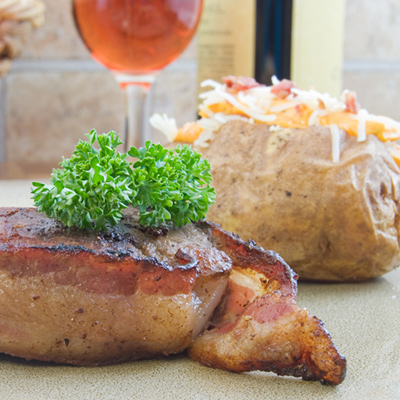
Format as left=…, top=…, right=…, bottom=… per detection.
left=197, top=121, right=400, bottom=281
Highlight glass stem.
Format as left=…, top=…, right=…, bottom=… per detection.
left=114, top=73, right=156, bottom=151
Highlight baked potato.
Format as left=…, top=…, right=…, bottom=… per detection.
left=197, top=121, right=400, bottom=281
left=151, top=76, right=400, bottom=281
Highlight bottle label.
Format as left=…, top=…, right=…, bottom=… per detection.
left=197, top=0, right=256, bottom=93
left=291, top=0, right=345, bottom=97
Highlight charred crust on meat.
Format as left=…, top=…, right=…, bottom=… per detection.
left=105, top=249, right=131, bottom=258
left=201, top=220, right=299, bottom=285
left=31, top=244, right=96, bottom=254
left=139, top=257, right=173, bottom=272
left=99, top=230, right=141, bottom=247
left=100, top=231, right=124, bottom=242
left=123, top=233, right=140, bottom=246
left=247, top=239, right=257, bottom=249
left=137, top=225, right=169, bottom=237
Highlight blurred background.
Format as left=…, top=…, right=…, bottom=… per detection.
left=0, top=0, right=400, bottom=178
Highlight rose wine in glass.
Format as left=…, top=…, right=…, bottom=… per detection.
left=72, top=0, right=203, bottom=149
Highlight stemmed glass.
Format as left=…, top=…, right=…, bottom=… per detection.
left=72, top=0, right=203, bottom=150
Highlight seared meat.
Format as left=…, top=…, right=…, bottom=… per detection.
left=189, top=225, right=346, bottom=385
left=0, top=207, right=231, bottom=365
left=0, top=207, right=346, bottom=385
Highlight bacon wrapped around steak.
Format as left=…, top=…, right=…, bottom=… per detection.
left=0, top=207, right=345, bottom=385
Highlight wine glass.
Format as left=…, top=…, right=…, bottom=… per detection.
left=72, top=0, right=203, bottom=150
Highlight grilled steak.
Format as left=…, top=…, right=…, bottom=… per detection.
left=0, top=207, right=346, bottom=385
left=0, top=207, right=231, bottom=365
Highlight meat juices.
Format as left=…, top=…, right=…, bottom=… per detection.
left=0, top=207, right=346, bottom=385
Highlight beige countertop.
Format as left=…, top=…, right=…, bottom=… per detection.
left=0, top=179, right=399, bottom=400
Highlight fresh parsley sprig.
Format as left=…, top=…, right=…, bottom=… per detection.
left=31, top=130, right=216, bottom=230
left=31, top=130, right=135, bottom=230
left=129, top=142, right=216, bottom=227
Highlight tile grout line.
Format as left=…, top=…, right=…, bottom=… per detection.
left=8, top=59, right=400, bottom=73
left=9, top=59, right=199, bottom=73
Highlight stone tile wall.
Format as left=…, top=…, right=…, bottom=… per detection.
left=1, top=0, right=400, bottom=174
left=343, top=0, right=400, bottom=119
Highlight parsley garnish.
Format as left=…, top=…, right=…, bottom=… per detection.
left=31, top=130, right=216, bottom=230
left=129, top=142, right=215, bottom=227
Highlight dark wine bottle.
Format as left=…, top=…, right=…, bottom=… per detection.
left=255, top=0, right=293, bottom=84
left=197, top=0, right=345, bottom=97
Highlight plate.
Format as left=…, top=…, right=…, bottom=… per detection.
left=0, top=180, right=399, bottom=400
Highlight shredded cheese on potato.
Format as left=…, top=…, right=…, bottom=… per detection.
left=329, top=124, right=341, bottom=162
left=149, top=114, right=178, bottom=142
left=150, top=76, right=400, bottom=164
